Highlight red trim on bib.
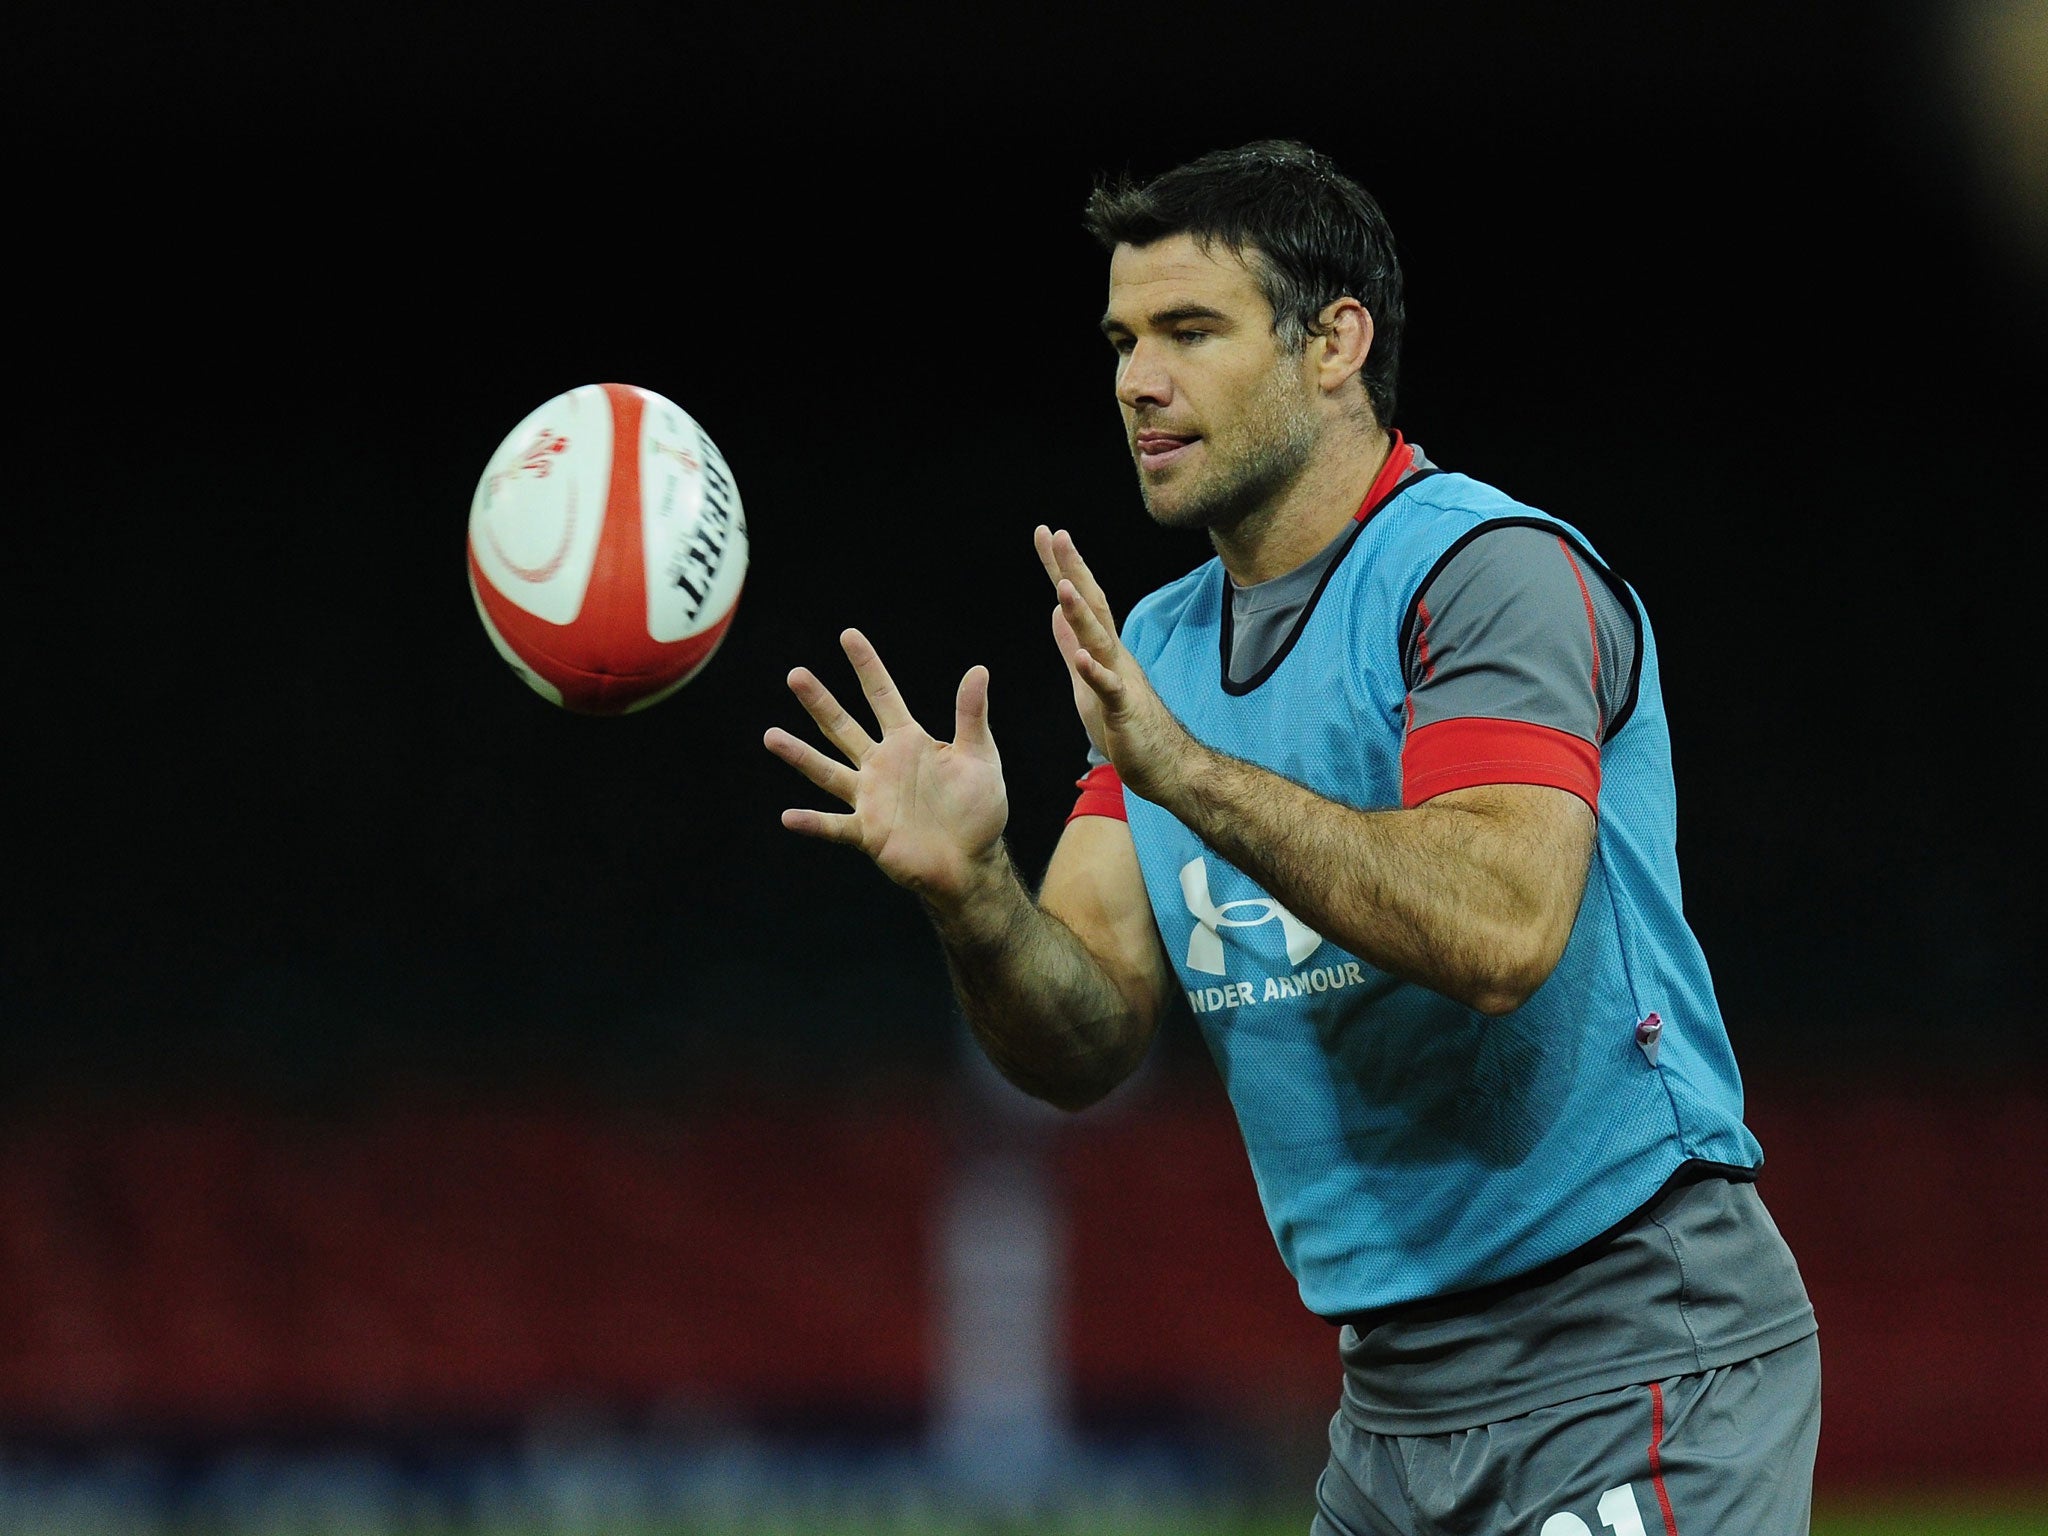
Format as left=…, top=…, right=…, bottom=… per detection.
left=1401, top=717, right=1600, bottom=809
left=1556, top=536, right=1607, bottom=738
left=1412, top=595, right=1437, bottom=679
left=1067, top=762, right=1128, bottom=824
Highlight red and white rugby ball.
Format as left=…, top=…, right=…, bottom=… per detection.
left=466, top=382, right=747, bottom=715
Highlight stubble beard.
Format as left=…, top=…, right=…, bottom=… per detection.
left=1136, top=364, right=1322, bottom=537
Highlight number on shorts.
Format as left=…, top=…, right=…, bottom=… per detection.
left=1539, top=1483, right=1648, bottom=1536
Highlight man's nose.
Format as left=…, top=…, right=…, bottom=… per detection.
left=1116, top=339, right=1173, bottom=410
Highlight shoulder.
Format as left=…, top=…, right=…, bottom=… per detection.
left=1427, top=523, right=1598, bottom=601
left=1379, top=473, right=1627, bottom=597
left=1335, top=469, right=1559, bottom=635
left=1395, top=470, right=1557, bottom=539
left=1353, top=470, right=1556, bottom=589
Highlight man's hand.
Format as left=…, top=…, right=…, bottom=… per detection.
left=1034, top=525, right=1196, bottom=804
left=764, top=628, right=1008, bottom=904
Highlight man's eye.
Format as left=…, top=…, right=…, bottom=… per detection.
left=1110, top=336, right=1135, bottom=355
left=1174, top=329, right=1209, bottom=345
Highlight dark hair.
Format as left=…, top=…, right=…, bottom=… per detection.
left=1083, top=139, right=1405, bottom=426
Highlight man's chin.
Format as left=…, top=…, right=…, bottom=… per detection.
left=1138, top=479, right=1218, bottom=532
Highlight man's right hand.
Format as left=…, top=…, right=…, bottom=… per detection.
left=764, top=628, right=1010, bottom=905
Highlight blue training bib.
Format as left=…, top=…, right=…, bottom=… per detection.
left=1118, top=470, right=1761, bottom=1317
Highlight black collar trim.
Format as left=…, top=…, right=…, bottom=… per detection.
left=1217, top=468, right=1444, bottom=697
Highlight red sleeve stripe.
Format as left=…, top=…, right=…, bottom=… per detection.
left=1401, top=717, right=1600, bottom=809
left=1067, top=762, right=1128, bottom=823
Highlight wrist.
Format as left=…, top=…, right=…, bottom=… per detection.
left=1127, top=720, right=1210, bottom=811
left=918, top=841, right=1026, bottom=942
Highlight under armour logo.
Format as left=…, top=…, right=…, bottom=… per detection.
left=1178, top=857, right=1322, bottom=976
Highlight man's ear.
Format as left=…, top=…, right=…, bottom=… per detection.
left=1312, top=297, right=1373, bottom=396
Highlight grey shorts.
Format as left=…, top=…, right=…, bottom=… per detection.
left=1311, top=1333, right=1820, bottom=1536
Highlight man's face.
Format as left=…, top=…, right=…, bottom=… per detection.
left=1101, top=234, right=1320, bottom=533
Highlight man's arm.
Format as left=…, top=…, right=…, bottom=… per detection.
left=764, top=628, right=1168, bottom=1110
left=1176, top=769, right=1591, bottom=1016
left=1035, top=526, right=1594, bottom=1016
left=932, top=814, right=1169, bottom=1110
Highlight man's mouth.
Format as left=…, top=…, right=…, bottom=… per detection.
left=1136, top=430, right=1200, bottom=470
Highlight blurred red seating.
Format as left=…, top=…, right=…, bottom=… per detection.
left=0, top=1076, right=2041, bottom=1489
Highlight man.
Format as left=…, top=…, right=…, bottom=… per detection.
left=764, top=140, right=1818, bottom=1533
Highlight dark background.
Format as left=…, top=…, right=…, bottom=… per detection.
left=10, top=0, right=2044, bottom=1107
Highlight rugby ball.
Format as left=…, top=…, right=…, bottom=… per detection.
left=466, top=382, right=747, bottom=714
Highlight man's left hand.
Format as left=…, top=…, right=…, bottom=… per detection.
left=1034, top=525, right=1198, bottom=805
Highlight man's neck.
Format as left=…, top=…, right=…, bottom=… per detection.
left=1210, top=424, right=1393, bottom=586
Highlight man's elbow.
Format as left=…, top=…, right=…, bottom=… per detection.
left=1460, top=932, right=1569, bottom=1017
left=1467, top=978, right=1540, bottom=1017
left=1022, top=1056, right=1139, bottom=1113
left=1006, top=1018, right=1155, bottom=1113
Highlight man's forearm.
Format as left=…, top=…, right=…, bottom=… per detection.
left=1159, top=745, right=1585, bottom=1015
left=924, top=846, right=1153, bottom=1111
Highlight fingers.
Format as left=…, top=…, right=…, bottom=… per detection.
left=1034, top=525, right=1119, bottom=657
left=777, top=806, right=865, bottom=846
left=1050, top=603, right=1085, bottom=675
left=1052, top=605, right=1125, bottom=704
left=1035, top=525, right=1115, bottom=621
left=1056, top=576, right=1121, bottom=659
left=953, top=664, right=993, bottom=750
left=1073, top=646, right=1126, bottom=702
left=785, top=665, right=878, bottom=762
left=840, top=628, right=915, bottom=733
left=1032, top=523, right=1063, bottom=587
left=764, top=716, right=863, bottom=841
left=763, top=725, right=859, bottom=805
left=781, top=629, right=917, bottom=763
